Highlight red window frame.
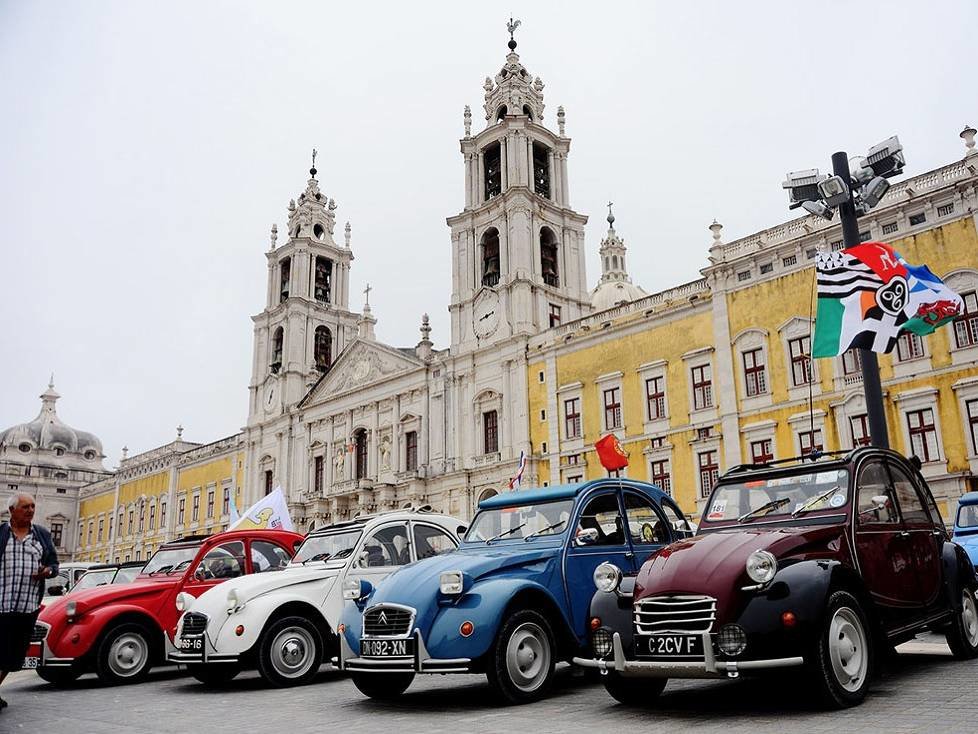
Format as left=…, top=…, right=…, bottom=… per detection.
left=564, top=398, right=581, bottom=439
left=850, top=414, right=871, bottom=447
left=750, top=439, right=774, bottom=464
left=698, top=451, right=719, bottom=498
left=645, top=376, right=665, bottom=420
left=799, top=429, right=823, bottom=455
left=789, top=336, right=813, bottom=386
left=691, top=365, right=713, bottom=410
left=222, top=488, right=230, bottom=516
left=842, top=349, right=862, bottom=375
left=549, top=303, right=562, bottom=328
left=650, top=459, right=671, bottom=495
left=906, top=408, right=939, bottom=463
left=206, top=490, right=215, bottom=519
left=968, top=399, right=978, bottom=456
left=603, top=387, right=622, bottom=430
left=742, top=348, right=767, bottom=397
left=896, top=332, right=924, bottom=361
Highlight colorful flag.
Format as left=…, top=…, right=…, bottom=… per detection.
left=228, top=486, right=294, bottom=532
left=813, top=242, right=963, bottom=357
left=595, top=434, right=629, bottom=471
left=508, top=450, right=527, bottom=490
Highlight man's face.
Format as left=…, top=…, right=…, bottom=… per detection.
left=10, top=496, right=36, bottom=525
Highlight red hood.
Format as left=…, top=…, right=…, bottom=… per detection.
left=39, top=575, right=179, bottom=621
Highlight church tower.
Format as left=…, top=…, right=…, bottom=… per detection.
left=447, top=24, right=590, bottom=352
left=248, top=157, right=360, bottom=423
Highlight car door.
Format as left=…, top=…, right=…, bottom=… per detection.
left=182, top=540, right=248, bottom=599
left=887, top=459, right=944, bottom=612
left=621, top=491, right=673, bottom=568
left=853, top=459, right=919, bottom=628
left=564, top=489, right=635, bottom=637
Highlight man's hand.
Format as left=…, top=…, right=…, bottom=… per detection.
left=31, top=566, right=51, bottom=580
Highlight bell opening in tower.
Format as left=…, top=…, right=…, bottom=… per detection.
left=484, top=142, right=502, bottom=200
left=279, top=257, right=292, bottom=303
left=354, top=429, right=368, bottom=480
left=540, top=227, right=559, bottom=287
left=314, top=325, right=332, bottom=372
left=533, top=142, right=551, bottom=199
left=314, top=256, right=332, bottom=304
left=481, top=228, right=500, bottom=287
left=271, top=327, right=283, bottom=374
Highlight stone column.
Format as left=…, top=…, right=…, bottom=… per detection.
left=393, top=394, right=402, bottom=472
left=477, top=153, right=485, bottom=204
left=560, top=154, right=569, bottom=207
left=500, top=138, right=508, bottom=191
left=547, top=149, right=556, bottom=201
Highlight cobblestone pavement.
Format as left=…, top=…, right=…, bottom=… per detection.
left=0, top=636, right=971, bottom=734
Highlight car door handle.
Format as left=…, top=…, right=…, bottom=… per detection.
left=899, top=531, right=910, bottom=538
left=932, top=530, right=943, bottom=537
left=624, top=552, right=635, bottom=559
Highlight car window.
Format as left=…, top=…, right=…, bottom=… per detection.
left=413, top=524, right=457, bottom=560
left=196, top=541, right=246, bottom=580
left=575, top=493, right=624, bottom=546
left=623, top=493, right=669, bottom=545
left=660, top=500, right=692, bottom=535
left=856, top=461, right=898, bottom=525
left=888, top=462, right=930, bottom=524
left=250, top=540, right=292, bottom=573
left=357, top=524, right=409, bottom=567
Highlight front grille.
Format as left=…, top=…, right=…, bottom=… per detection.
left=30, top=623, right=49, bottom=643
left=634, top=595, right=717, bottom=635
left=363, top=605, right=414, bottom=637
left=181, top=612, right=208, bottom=636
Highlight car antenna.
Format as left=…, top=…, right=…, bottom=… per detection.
left=805, top=265, right=821, bottom=463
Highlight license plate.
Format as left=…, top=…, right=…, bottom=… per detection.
left=637, top=634, right=703, bottom=659
left=179, top=637, right=203, bottom=651
left=22, top=657, right=40, bottom=669
left=360, top=638, right=414, bottom=658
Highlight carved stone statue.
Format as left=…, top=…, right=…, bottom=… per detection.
left=334, top=447, right=345, bottom=472
left=380, top=435, right=391, bottom=470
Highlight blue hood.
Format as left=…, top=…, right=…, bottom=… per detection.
left=953, top=531, right=978, bottom=566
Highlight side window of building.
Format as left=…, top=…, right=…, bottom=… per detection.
left=887, top=462, right=930, bottom=525
left=250, top=540, right=292, bottom=573
left=412, top=524, right=458, bottom=560
left=856, top=461, right=898, bottom=525
left=358, top=524, right=410, bottom=567
left=575, top=493, right=625, bottom=546
left=623, top=492, right=670, bottom=545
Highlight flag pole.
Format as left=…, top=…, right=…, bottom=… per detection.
left=831, top=151, right=890, bottom=449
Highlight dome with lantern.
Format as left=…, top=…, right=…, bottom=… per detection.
left=590, top=204, right=648, bottom=312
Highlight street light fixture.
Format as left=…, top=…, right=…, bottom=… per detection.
left=864, top=135, right=905, bottom=178
left=858, top=175, right=891, bottom=209
left=782, top=169, right=827, bottom=209
left=801, top=200, right=834, bottom=220
left=817, top=175, right=850, bottom=207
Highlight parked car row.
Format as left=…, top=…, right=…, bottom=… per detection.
left=26, top=447, right=978, bottom=711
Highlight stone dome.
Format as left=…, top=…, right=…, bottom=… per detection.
left=0, top=380, right=104, bottom=462
left=589, top=205, right=647, bottom=312
left=591, top=279, right=648, bottom=312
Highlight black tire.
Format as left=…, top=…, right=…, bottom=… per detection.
left=95, top=622, right=155, bottom=685
left=485, top=609, right=557, bottom=705
left=350, top=671, right=415, bottom=700
left=807, top=590, right=873, bottom=709
left=187, top=663, right=242, bottom=686
left=35, top=665, right=81, bottom=687
left=945, top=585, right=978, bottom=660
left=255, top=616, right=324, bottom=687
left=602, top=672, right=667, bottom=705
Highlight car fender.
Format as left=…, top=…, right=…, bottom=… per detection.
left=943, top=541, right=978, bottom=611
left=587, top=576, right=637, bottom=652
left=54, top=603, right=165, bottom=659
left=211, top=584, right=335, bottom=655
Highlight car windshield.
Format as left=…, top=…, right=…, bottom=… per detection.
left=71, top=569, right=116, bottom=592
left=957, top=504, right=978, bottom=529
left=291, top=529, right=362, bottom=564
left=114, top=566, right=142, bottom=584
left=703, top=468, right=851, bottom=524
left=465, top=499, right=574, bottom=543
left=44, top=574, right=69, bottom=592
left=141, top=545, right=201, bottom=575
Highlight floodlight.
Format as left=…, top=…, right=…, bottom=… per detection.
left=860, top=175, right=891, bottom=208
left=782, top=169, right=827, bottom=209
left=801, top=200, right=834, bottom=220
left=850, top=159, right=875, bottom=185
left=865, top=136, right=905, bottom=179
left=817, top=175, right=850, bottom=207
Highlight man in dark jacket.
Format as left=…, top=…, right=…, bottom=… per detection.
left=0, top=493, right=59, bottom=711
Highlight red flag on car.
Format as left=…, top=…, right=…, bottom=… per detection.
left=594, top=434, right=629, bottom=471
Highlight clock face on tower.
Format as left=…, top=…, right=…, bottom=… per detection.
left=473, top=290, right=500, bottom=339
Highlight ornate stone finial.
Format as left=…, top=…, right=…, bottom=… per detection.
left=463, top=105, right=472, bottom=138
left=344, top=221, right=351, bottom=248
left=606, top=201, right=615, bottom=228
left=48, top=373, right=55, bottom=389
left=270, top=223, right=278, bottom=249
left=557, top=106, right=566, bottom=136
left=176, top=424, right=184, bottom=440
left=310, top=148, right=318, bottom=178
left=507, top=17, right=521, bottom=51
left=420, top=313, right=431, bottom=341
left=121, top=445, right=128, bottom=460
left=288, top=198, right=296, bottom=212
left=962, top=125, right=978, bottom=157
left=328, top=198, right=336, bottom=212
left=709, top=219, right=723, bottom=244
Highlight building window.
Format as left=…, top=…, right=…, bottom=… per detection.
left=548, top=303, right=561, bottom=328
left=314, top=455, right=324, bottom=494
left=483, top=410, right=499, bottom=454
left=222, top=488, right=230, bottom=516
left=192, top=495, right=200, bottom=522
left=178, top=498, right=186, bottom=525
left=896, top=332, right=924, bottom=361
left=138, top=503, right=145, bottom=533
left=314, top=326, right=332, bottom=372
left=484, top=141, right=501, bottom=200
left=314, top=256, right=332, bottom=304
left=541, top=441, right=548, bottom=454
left=691, top=364, right=713, bottom=410
left=789, top=336, right=813, bottom=386
left=206, top=490, right=215, bottom=519
left=805, top=248, right=817, bottom=260
left=149, top=504, right=156, bottom=530
left=118, top=509, right=124, bottom=535
left=650, top=460, right=671, bottom=495
left=799, top=429, right=823, bottom=455
left=697, top=427, right=713, bottom=441
left=644, top=376, right=665, bottom=420
left=279, top=256, right=291, bottom=302
left=405, top=431, right=418, bottom=471
left=532, top=142, right=551, bottom=198
left=760, top=262, right=773, bottom=274
left=966, top=399, right=978, bottom=456
left=742, top=348, right=767, bottom=397
left=698, top=451, right=719, bottom=498
left=782, top=255, right=797, bottom=267
left=882, top=221, right=898, bottom=235
left=937, top=202, right=955, bottom=217
left=737, top=271, right=751, bottom=282
left=751, top=439, right=774, bottom=464
left=56, top=487, right=66, bottom=494
left=128, top=510, right=134, bottom=534
left=567, top=475, right=583, bottom=484
left=271, top=327, right=284, bottom=373
left=540, top=409, right=546, bottom=421
left=538, top=370, right=545, bottom=382
left=97, top=519, right=104, bottom=543
left=858, top=230, right=870, bottom=243
left=831, top=240, right=844, bottom=251
left=607, top=468, right=622, bottom=478
left=50, top=523, right=63, bottom=547
left=160, top=500, right=167, bottom=527
left=603, top=387, right=622, bottom=430
left=564, top=398, right=581, bottom=439
left=842, top=348, right=862, bottom=376
left=907, top=408, right=939, bottom=462
left=540, top=227, right=560, bottom=287
left=481, top=227, right=500, bottom=287
left=954, top=291, right=978, bottom=348
left=649, top=437, right=664, bottom=449
left=264, top=470, right=273, bottom=496
left=850, top=414, right=871, bottom=447
left=354, top=429, right=368, bottom=479
left=567, top=453, right=581, bottom=465
left=908, top=212, right=926, bottom=226
left=87, top=523, right=93, bottom=545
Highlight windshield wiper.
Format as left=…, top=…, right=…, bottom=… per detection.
left=486, top=522, right=528, bottom=544
left=791, top=486, right=842, bottom=518
left=302, top=553, right=332, bottom=564
left=738, top=497, right=791, bottom=523
left=523, top=520, right=566, bottom=541
left=148, top=565, right=173, bottom=576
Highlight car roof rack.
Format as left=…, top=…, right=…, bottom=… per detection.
left=723, top=449, right=855, bottom=476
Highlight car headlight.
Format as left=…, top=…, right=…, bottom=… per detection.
left=745, top=550, right=778, bottom=584
left=593, top=562, right=622, bottom=593
left=175, top=592, right=195, bottom=612
left=226, top=588, right=243, bottom=614
left=439, top=570, right=464, bottom=595
left=592, top=628, right=614, bottom=658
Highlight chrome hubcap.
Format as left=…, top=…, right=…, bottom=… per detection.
left=505, top=622, right=550, bottom=693
left=270, top=627, right=316, bottom=678
left=108, top=632, right=148, bottom=677
left=828, top=606, right=868, bottom=693
left=961, top=591, right=978, bottom=647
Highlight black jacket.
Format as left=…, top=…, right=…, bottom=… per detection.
left=0, top=522, right=61, bottom=607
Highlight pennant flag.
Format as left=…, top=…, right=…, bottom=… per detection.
left=229, top=492, right=240, bottom=525
left=508, top=450, right=527, bottom=490
left=813, top=242, right=963, bottom=357
left=595, top=434, right=629, bottom=471
left=228, top=486, right=294, bottom=532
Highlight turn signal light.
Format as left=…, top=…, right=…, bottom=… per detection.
left=235, top=625, right=245, bottom=636
left=589, top=617, right=602, bottom=631
left=337, top=623, right=346, bottom=634
left=459, top=621, right=474, bottom=637
left=781, top=611, right=797, bottom=628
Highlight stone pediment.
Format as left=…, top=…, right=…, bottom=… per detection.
left=302, top=339, right=423, bottom=406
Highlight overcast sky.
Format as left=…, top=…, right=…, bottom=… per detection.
left=2, top=0, right=975, bottom=467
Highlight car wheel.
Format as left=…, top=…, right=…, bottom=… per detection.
left=255, top=616, right=323, bottom=687
left=35, top=665, right=81, bottom=687
left=187, top=663, right=242, bottom=686
left=485, top=609, right=556, bottom=705
left=808, top=590, right=872, bottom=708
left=602, top=672, right=667, bottom=705
left=95, top=623, right=155, bottom=685
left=350, top=672, right=415, bottom=700
left=945, top=586, right=978, bottom=660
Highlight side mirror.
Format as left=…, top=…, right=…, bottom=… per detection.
left=292, top=539, right=303, bottom=553
left=574, top=528, right=600, bottom=546
left=47, top=585, right=65, bottom=597
left=456, top=524, right=468, bottom=537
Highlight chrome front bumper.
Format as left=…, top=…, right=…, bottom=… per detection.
left=340, top=629, right=472, bottom=674
left=571, top=631, right=805, bottom=679
left=166, top=633, right=239, bottom=665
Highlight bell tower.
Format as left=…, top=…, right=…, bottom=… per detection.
left=447, top=22, right=590, bottom=353
left=248, top=155, right=360, bottom=423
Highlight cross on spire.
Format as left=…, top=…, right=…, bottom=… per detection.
left=363, top=283, right=372, bottom=306
left=607, top=201, right=615, bottom=227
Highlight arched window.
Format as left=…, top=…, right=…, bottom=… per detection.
left=354, top=429, right=368, bottom=480
left=314, top=326, right=332, bottom=372
left=481, top=228, right=501, bottom=287
left=271, top=327, right=284, bottom=373
left=612, top=254, right=619, bottom=270
left=522, top=104, right=533, bottom=120
left=279, top=257, right=291, bottom=303
left=483, top=141, right=502, bottom=199
left=496, top=105, right=508, bottom=121
left=314, top=256, right=332, bottom=304
left=540, top=227, right=559, bottom=287
left=532, top=142, right=551, bottom=198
